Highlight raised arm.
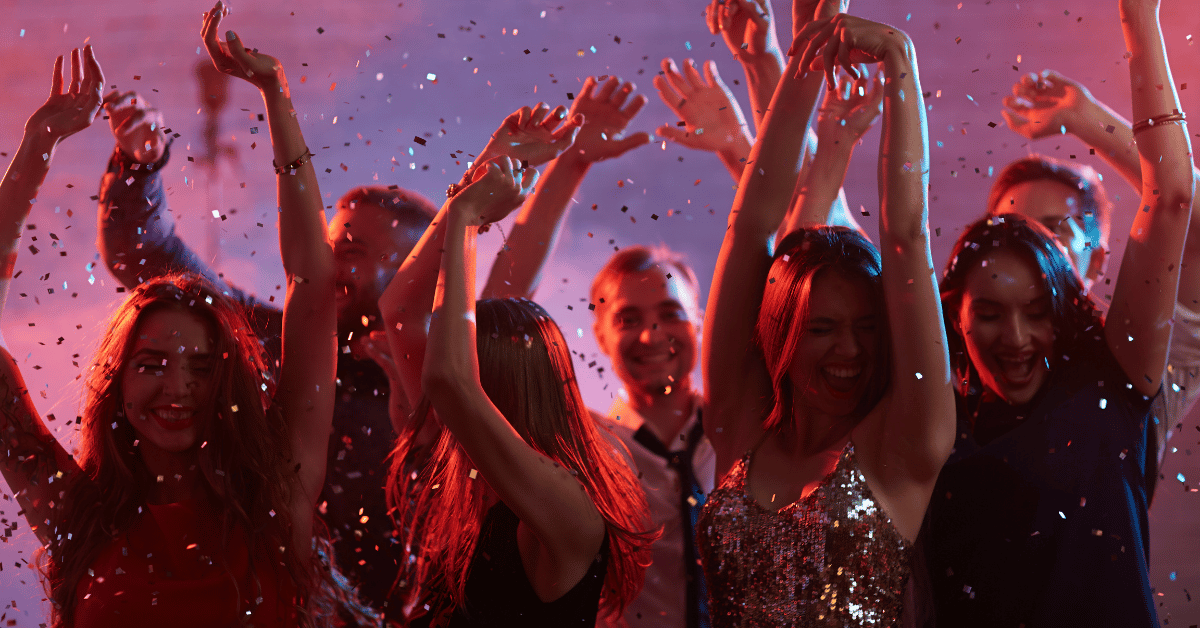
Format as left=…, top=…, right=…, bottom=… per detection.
left=482, top=77, right=651, bottom=300
left=654, top=58, right=754, bottom=180
left=702, top=48, right=824, bottom=475
left=1106, top=0, right=1195, bottom=397
left=95, top=92, right=241, bottom=295
left=798, top=16, right=954, bottom=488
left=423, top=158, right=608, bottom=576
left=705, top=0, right=785, bottom=131
left=0, top=47, right=103, bottom=542
left=780, top=66, right=881, bottom=236
left=202, top=2, right=335, bottom=556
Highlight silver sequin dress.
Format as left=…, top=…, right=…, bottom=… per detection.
left=697, top=442, right=912, bottom=628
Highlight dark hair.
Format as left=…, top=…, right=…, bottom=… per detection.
left=337, top=185, right=438, bottom=228
left=754, top=227, right=890, bottom=431
left=388, top=299, right=654, bottom=622
left=939, top=214, right=1104, bottom=396
left=590, top=244, right=701, bottom=311
left=38, top=273, right=371, bottom=627
left=987, top=155, right=1112, bottom=251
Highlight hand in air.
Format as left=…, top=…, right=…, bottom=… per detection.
left=790, top=14, right=908, bottom=89
left=103, top=92, right=167, bottom=163
left=706, top=0, right=782, bottom=62
left=484, top=103, right=583, bottom=168
left=26, top=46, right=105, bottom=143
left=654, top=58, right=751, bottom=153
left=563, top=76, right=652, bottom=164
left=452, top=157, right=539, bottom=228
left=202, top=1, right=287, bottom=94
left=1001, top=70, right=1092, bottom=140
left=816, top=65, right=884, bottom=147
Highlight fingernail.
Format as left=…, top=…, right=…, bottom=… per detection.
left=226, top=31, right=236, bottom=39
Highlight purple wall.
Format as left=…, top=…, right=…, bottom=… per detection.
left=1, top=0, right=1198, bottom=624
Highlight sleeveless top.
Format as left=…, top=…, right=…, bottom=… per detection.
left=74, top=497, right=298, bottom=628
left=438, top=501, right=610, bottom=627
left=697, top=442, right=911, bottom=628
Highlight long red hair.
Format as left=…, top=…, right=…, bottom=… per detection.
left=388, top=298, right=655, bottom=623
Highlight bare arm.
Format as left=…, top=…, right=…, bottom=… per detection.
left=422, top=159, right=607, bottom=578
left=482, top=77, right=651, bottom=300
left=1106, top=0, right=1195, bottom=397
left=202, top=3, right=336, bottom=557
left=782, top=67, right=882, bottom=236
left=0, top=46, right=104, bottom=541
left=702, top=51, right=822, bottom=476
left=706, top=0, right=786, bottom=132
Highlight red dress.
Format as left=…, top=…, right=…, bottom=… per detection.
left=74, top=497, right=299, bottom=628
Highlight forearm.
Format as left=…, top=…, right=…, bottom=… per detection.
left=262, top=90, right=331, bottom=283
left=1067, top=99, right=1142, bottom=190
left=380, top=203, right=451, bottom=407
left=425, top=209, right=479, bottom=393
left=733, top=54, right=823, bottom=240
left=1124, top=8, right=1193, bottom=206
left=717, top=134, right=754, bottom=181
left=786, top=141, right=855, bottom=233
left=878, top=41, right=929, bottom=245
left=481, top=155, right=587, bottom=300
left=0, top=131, right=57, bottom=319
left=740, top=52, right=786, bottom=131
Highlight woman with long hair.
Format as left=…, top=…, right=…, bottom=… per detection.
left=0, top=4, right=356, bottom=625
left=927, top=4, right=1191, bottom=624
left=697, top=11, right=955, bottom=627
left=378, top=155, right=654, bottom=626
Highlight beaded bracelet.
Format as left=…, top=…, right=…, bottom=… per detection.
left=273, top=148, right=313, bottom=175
left=1132, top=111, right=1187, bottom=134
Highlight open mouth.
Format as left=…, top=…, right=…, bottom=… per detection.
left=821, top=365, right=862, bottom=400
left=995, top=353, right=1036, bottom=387
left=150, top=407, right=195, bottom=431
left=633, top=352, right=674, bottom=365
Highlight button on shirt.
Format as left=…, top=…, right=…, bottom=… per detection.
left=597, top=392, right=716, bottom=628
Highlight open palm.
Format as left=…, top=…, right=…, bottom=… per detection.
left=26, top=46, right=104, bottom=142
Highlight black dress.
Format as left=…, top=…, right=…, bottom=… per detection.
left=434, top=502, right=610, bottom=627
left=926, top=343, right=1157, bottom=627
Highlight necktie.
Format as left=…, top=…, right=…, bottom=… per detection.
left=633, top=411, right=710, bottom=628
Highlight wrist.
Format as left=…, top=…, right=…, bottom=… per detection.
left=20, top=127, right=60, bottom=156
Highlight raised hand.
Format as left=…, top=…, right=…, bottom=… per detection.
left=792, top=0, right=850, bottom=34
left=1001, top=70, right=1093, bottom=140
left=25, top=46, right=104, bottom=144
left=103, top=91, right=167, bottom=163
left=654, top=58, right=751, bottom=154
left=563, top=77, right=651, bottom=164
left=480, top=104, right=583, bottom=168
left=201, top=1, right=287, bottom=94
left=452, top=157, right=539, bottom=227
left=791, top=14, right=909, bottom=89
left=816, top=65, right=884, bottom=146
left=706, top=0, right=782, bottom=62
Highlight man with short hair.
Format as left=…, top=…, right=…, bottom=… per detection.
left=588, top=245, right=714, bottom=628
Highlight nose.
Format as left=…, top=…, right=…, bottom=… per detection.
left=1001, top=311, right=1031, bottom=348
left=834, top=327, right=863, bottom=358
left=160, top=363, right=197, bottom=399
left=638, top=322, right=667, bottom=346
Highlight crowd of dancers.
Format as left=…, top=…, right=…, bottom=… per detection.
left=1, top=0, right=1196, bottom=626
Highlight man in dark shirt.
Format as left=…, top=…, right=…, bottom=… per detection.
left=96, top=92, right=435, bottom=613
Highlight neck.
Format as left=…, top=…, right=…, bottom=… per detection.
left=626, top=381, right=696, bottom=445
left=782, top=405, right=856, bottom=458
left=139, top=451, right=202, bottom=504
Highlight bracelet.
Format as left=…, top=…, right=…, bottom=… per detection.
left=273, top=148, right=313, bottom=175
left=1132, top=111, right=1187, bottom=134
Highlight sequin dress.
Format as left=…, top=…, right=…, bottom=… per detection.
left=697, top=442, right=911, bottom=628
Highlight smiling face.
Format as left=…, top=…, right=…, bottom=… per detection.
left=120, top=308, right=217, bottom=462
left=327, top=204, right=424, bottom=336
left=994, top=178, right=1101, bottom=290
left=593, top=268, right=701, bottom=399
left=788, top=270, right=880, bottom=419
left=956, top=248, right=1054, bottom=405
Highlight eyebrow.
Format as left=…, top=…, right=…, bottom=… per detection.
left=807, top=314, right=877, bottom=324
left=970, top=296, right=1049, bottom=308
